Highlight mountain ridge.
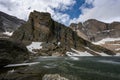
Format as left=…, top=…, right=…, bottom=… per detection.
left=0, top=11, right=25, bottom=37
left=10, top=10, right=115, bottom=56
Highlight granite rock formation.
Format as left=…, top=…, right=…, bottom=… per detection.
left=70, top=19, right=120, bottom=42
left=11, top=11, right=115, bottom=56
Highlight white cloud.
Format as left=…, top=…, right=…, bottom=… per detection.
left=70, top=0, right=120, bottom=24
left=0, top=0, right=75, bottom=26
left=53, top=13, right=70, bottom=24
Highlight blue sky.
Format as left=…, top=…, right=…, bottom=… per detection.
left=0, top=0, right=120, bottom=26
left=63, top=0, right=85, bottom=19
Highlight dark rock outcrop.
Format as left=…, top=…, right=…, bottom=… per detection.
left=0, top=39, right=29, bottom=68
left=11, top=11, right=115, bottom=56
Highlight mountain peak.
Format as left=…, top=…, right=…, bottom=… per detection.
left=11, top=10, right=55, bottom=42
left=29, top=10, right=51, bottom=22
left=28, top=11, right=53, bottom=36
left=11, top=11, right=115, bottom=56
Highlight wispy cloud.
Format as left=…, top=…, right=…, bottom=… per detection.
left=1, top=0, right=120, bottom=26
left=0, top=0, right=76, bottom=26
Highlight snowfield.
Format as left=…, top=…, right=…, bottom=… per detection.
left=26, top=42, right=43, bottom=53
left=85, top=47, right=110, bottom=56
left=92, top=38, right=120, bottom=45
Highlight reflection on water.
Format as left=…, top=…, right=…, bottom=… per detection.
left=0, top=57, right=120, bottom=80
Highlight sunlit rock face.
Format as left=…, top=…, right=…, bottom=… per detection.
left=70, top=23, right=89, bottom=41
left=28, top=11, right=54, bottom=41
left=70, top=19, right=120, bottom=54
left=70, top=19, right=120, bottom=42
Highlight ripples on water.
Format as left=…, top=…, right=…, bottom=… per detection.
left=0, top=57, right=120, bottom=80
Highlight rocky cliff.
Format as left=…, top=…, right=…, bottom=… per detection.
left=70, top=19, right=120, bottom=42
left=0, top=11, right=25, bottom=37
left=70, top=19, right=120, bottom=54
left=11, top=11, right=115, bottom=56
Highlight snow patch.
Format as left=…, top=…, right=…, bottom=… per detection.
left=97, top=29, right=114, bottom=34
left=115, top=48, right=120, bottom=51
left=85, top=47, right=109, bottom=56
left=58, top=42, right=61, bottom=46
left=3, top=31, right=13, bottom=36
left=69, top=56, right=79, bottom=60
left=66, top=48, right=93, bottom=56
left=8, top=69, right=15, bottom=73
left=26, top=42, right=43, bottom=53
left=92, top=38, right=120, bottom=45
left=115, top=53, right=120, bottom=56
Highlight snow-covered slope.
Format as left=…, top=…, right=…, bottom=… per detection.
left=66, top=48, right=93, bottom=56
left=92, top=38, right=120, bottom=55
left=66, top=48, right=111, bottom=56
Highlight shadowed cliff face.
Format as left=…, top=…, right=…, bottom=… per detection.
left=11, top=11, right=115, bottom=56
left=0, top=11, right=25, bottom=32
left=0, top=11, right=25, bottom=38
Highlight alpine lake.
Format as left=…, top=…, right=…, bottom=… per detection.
left=0, top=57, right=120, bottom=80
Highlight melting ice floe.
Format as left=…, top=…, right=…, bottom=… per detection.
left=26, top=42, right=42, bottom=53
left=92, top=38, right=120, bottom=45
left=4, top=62, right=40, bottom=67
